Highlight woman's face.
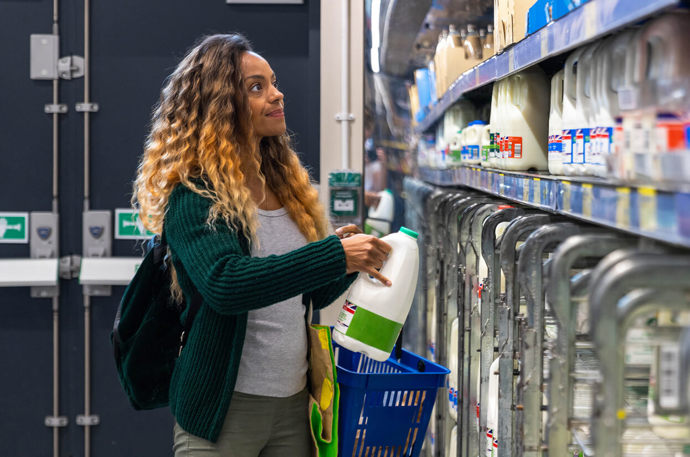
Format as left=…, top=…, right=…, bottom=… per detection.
left=240, top=52, right=286, bottom=139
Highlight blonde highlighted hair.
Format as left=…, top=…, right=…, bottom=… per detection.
left=132, top=33, right=328, bottom=302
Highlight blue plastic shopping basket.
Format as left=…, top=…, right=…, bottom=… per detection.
left=333, top=340, right=450, bottom=457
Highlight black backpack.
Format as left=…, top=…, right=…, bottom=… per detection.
left=111, top=233, right=201, bottom=410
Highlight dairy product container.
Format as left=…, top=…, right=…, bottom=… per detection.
left=333, top=228, right=420, bottom=362
left=463, top=120, right=486, bottom=165
left=548, top=70, right=565, bottom=174
left=480, top=123, right=492, bottom=167
left=464, top=24, right=482, bottom=60
left=593, top=32, right=633, bottom=178
left=483, top=24, right=495, bottom=58
left=485, top=356, right=500, bottom=457
left=633, top=13, right=690, bottom=183
left=562, top=47, right=587, bottom=175
left=364, top=189, right=394, bottom=237
left=576, top=43, right=601, bottom=175
left=487, top=82, right=502, bottom=168
left=500, top=67, right=549, bottom=171
left=447, top=426, right=457, bottom=457
left=448, top=317, right=459, bottom=420
left=449, top=128, right=464, bottom=167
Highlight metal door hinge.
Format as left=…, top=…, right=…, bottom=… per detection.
left=59, top=255, right=81, bottom=279
left=57, top=56, right=84, bottom=80
left=45, top=416, right=68, bottom=428
left=76, top=414, right=100, bottom=426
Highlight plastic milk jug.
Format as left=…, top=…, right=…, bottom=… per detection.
left=562, top=47, right=586, bottom=175
left=447, top=426, right=458, bottom=457
left=435, top=121, right=448, bottom=169
left=445, top=108, right=463, bottom=166
left=334, top=227, right=420, bottom=362
left=593, top=32, right=632, bottom=178
left=501, top=67, right=549, bottom=171
left=634, top=13, right=690, bottom=183
left=548, top=70, right=565, bottom=174
left=448, top=317, right=459, bottom=420
left=486, top=83, right=502, bottom=168
left=364, top=189, right=394, bottom=237
left=480, top=123, right=492, bottom=168
left=463, top=121, right=486, bottom=165
left=485, top=356, right=500, bottom=457
left=494, top=80, right=509, bottom=169
left=575, top=42, right=601, bottom=175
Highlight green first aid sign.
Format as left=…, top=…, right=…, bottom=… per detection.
left=0, top=213, right=28, bottom=243
left=115, top=209, right=155, bottom=239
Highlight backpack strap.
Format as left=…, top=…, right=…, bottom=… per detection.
left=159, top=229, right=204, bottom=354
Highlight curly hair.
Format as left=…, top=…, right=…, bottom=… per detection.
left=132, top=33, right=328, bottom=302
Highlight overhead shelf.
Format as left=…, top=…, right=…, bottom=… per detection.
left=418, top=166, right=690, bottom=248
left=415, top=0, right=682, bottom=134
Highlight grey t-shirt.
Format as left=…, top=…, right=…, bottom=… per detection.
left=233, top=207, right=309, bottom=397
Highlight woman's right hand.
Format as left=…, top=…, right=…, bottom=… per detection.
left=340, top=234, right=393, bottom=286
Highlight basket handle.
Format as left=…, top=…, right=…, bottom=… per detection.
left=395, top=327, right=403, bottom=360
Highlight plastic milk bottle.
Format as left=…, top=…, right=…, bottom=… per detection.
left=334, top=227, right=420, bottom=362
left=364, top=189, right=395, bottom=237
left=548, top=70, right=565, bottom=174
left=562, top=47, right=586, bottom=175
left=501, top=67, right=549, bottom=171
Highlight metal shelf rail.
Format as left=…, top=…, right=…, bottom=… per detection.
left=415, top=0, right=682, bottom=133
left=418, top=166, right=690, bottom=248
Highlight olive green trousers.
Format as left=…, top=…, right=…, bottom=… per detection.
left=173, top=389, right=311, bottom=457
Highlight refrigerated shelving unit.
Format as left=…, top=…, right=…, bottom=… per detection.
left=414, top=0, right=690, bottom=248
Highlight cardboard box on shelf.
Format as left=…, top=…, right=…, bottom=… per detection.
left=495, top=0, right=535, bottom=53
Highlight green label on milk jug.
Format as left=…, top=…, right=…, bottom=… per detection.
left=334, top=300, right=403, bottom=353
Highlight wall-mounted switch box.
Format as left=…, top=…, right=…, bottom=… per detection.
left=83, top=211, right=112, bottom=296
left=30, top=212, right=59, bottom=259
left=30, top=34, right=59, bottom=80
left=30, top=212, right=59, bottom=298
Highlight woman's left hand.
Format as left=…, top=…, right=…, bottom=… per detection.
left=335, top=224, right=363, bottom=239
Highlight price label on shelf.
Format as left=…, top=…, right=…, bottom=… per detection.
left=616, top=187, right=631, bottom=228
left=509, top=49, right=515, bottom=72
left=582, top=183, right=593, bottom=218
left=523, top=178, right=530, bottom=202
left=533, top=178, right=541, bottom=206
left=638, top=187, right=657, bottom=232
left=562, top=181, right=572, bottom=212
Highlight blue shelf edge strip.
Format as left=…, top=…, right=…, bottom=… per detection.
left=415, top=0, right=681, bottom=134
left=418, top=167, right=690, bottom=248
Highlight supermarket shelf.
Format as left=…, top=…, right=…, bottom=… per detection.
left=418, top=166, right=690, bottom=248
left=415, top=0, right=682, bottom=134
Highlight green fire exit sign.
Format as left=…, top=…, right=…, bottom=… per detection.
left=115, top=209, right=155, bottom=239
left=0, top=213, right=29, bottom=243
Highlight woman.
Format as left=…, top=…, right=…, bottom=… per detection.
left=132, top=34, right=392, bottom=456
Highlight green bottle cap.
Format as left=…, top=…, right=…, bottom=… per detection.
left=400, top=226, right=418, bottom=239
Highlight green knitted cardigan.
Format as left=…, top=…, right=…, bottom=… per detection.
left=164, top=182, right=356, bottom=442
